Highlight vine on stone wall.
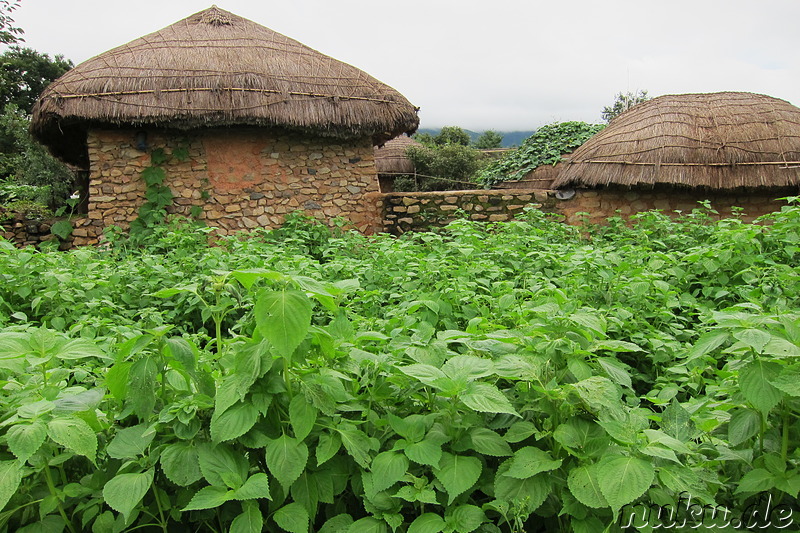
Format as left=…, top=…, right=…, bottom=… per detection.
left=129, top=147, right=189, bottom=237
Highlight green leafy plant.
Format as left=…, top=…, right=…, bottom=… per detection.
left=478, top=122, right=604, bottom=187
left=1, top=201, right=800, bottom=531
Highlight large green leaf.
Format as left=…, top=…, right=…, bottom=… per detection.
left=769, top=367, right=800, bottom=396
left=348, top=516, right=387, bottom=533
left=210, top=402, right=259, bottom=444
left=441, top=355, right=494, bottom=382
left=404, top=438, right=443, bottom=468
left=370, top=451, right=409, bottom=493
left=319, top=514, right=354, bottom=533
left=735, top=468, right=775, bottom=494
left=597, top=456, right=654, bottom=513
left=739, top=359, right=783, bottom=414
left=274, top=502, right=309, bottom=533
left=128, top=356, right=158, bottom=420
left=316, top=431, right=342, bottom=466
left=337, top=425, right=374, bottom=469
left=232, top=473, right=270, bottom=501
left=683, top=331, right=729, bottom=363
left=468, top=427, right=512, bottom=457
left=230, top=501, right=263, bottom=533
left=433, top=453, right=481, bottom=504
left=459, top=382, right=519, bottom=416
left=47, top=417, right=97, bottom=464
left=103, top=469, right=154, bottom=522
left=505, top=447, right=562, bottom=479
left=494, top=472, right=551, bottom=514
left=107, top=424, right=155, bottom=459
left=6, top=421, right=47, bottom=463
left=289, top=394, right=317, bottom=441
left=0, top=461, right=22, bottom=512
left=735, top=328, right=772, bottom=353
left=445, top=504, right=487, bottom=533
left=266, top=435, right=308, bottom=489
left=567, top=464, right=608, bottom=509
left=255, top=289, right=313, bottom=359
left=160, top=442, right=202, bottom=486
left=197, top=443, right=249, bottom=488
left=659, top=399, right=694, bottom=441
left=182, top=485, right=232, bottom=511
left=408, top=513, right=444, bottom=533
left=728, top=409, right=761, bottom=446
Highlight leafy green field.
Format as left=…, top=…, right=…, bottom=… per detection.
left=1, top=205, right=800, bottom=532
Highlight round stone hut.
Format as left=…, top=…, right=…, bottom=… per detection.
left=31, top=6, right=419, bottom=243
left=552, top=92, right=800, bottom=223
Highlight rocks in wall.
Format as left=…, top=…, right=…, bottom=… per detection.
left=79, top=127, right=383, bottom=245
left=380, top=187, right=791, bottom=234
left=381, top=190, right=553, bottom=234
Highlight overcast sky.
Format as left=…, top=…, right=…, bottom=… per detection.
left=11, top=0, right=800, bottom=131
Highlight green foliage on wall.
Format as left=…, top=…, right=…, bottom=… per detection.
left=478, top=122, right=604, bottom=187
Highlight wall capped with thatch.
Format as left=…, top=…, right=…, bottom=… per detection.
left=69, top=128, right=381, bottom=245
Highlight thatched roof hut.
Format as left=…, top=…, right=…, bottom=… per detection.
left=31, top=6, right=419, bottom=167
left=554, top=92, right=800, bottom=190
left=374, top=135, right=420, bottom=176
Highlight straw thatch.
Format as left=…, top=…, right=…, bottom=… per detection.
left=374, top=135, right=420, bottom=175
left=554, top=92, right=800, bottom=190
left=31, top=6, right=419, bottom=166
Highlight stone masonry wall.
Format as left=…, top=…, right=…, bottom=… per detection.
left=0, top=216, right=70, bottom=249
left=71, top=128, right=380, bottom=245
left=381, top=188, right=793, bottom=234
left=557, top=188, right=791, bottom=225
left=380, top=190, right=554, bottom=234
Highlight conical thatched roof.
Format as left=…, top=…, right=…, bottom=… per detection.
left=554, top=92, right=800, bottom=190
left=374, top=135, right=421, bottom=175
left=31, top=6, right=419, bottom=166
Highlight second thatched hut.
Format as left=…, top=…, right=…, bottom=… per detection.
left=373, top=135, right=421, bottom=192
left=31, top=6, right=419, bottom=243
left=551, top=92, right=800, bottom=223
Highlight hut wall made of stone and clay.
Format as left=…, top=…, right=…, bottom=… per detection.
left=556, top=188, right=792, bottom=225
left=71, top=128, right=381, bottom=245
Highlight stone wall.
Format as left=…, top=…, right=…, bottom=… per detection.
left=72, top=128, right=381, bottom=245
left=0, top=216, right=67, bottom=249
left=380, top=190, right=553, bottom=234
left=557, top=188, right=792, bottom=225
left=380, top=187, right=793, bottom=234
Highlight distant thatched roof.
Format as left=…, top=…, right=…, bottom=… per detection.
left=374, top=135, right=421, bottom=175
left=554, top=92, right=800, bottom=190
left=31, top=6, right=419, bottom=166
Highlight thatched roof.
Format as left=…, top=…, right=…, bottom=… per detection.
left=374, top=135, right=421, bottom=175
left=554, top=92, right=800, bottom=190
left=31, top=6, right=419, bottom=166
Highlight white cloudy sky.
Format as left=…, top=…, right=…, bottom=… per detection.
left=11, top=0, right=800, bottom=131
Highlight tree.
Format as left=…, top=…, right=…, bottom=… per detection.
left=402, top=143, right=481, bottom=191
left=0, top=104, right=74, bottom=207
left=473, top=130, right=503, bottom=149
left=0, top=0, right=22, bottom=45
left=434, top=126, right=471, bottom=147
left=601, top=90, right=650, bottom=123
left=0, top=47, right=72, bottom=114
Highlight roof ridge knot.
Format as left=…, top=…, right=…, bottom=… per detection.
left=200, top=6, right=233, bottom=26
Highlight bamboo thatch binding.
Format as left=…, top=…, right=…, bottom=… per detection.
left=374, top=135, right=420, bottom=175
left=31, top=6, right=420, bottom=165
left=553, top=92, right=800, bottom=190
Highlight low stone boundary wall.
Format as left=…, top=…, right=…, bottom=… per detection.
left=0, top=216, right=74, bottom=250
left=379, top=187, right=792, bottom=234
left=379, top=189, right=554, bottom=234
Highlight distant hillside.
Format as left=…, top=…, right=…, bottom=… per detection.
left=415, top=128, right=536, bottom=148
